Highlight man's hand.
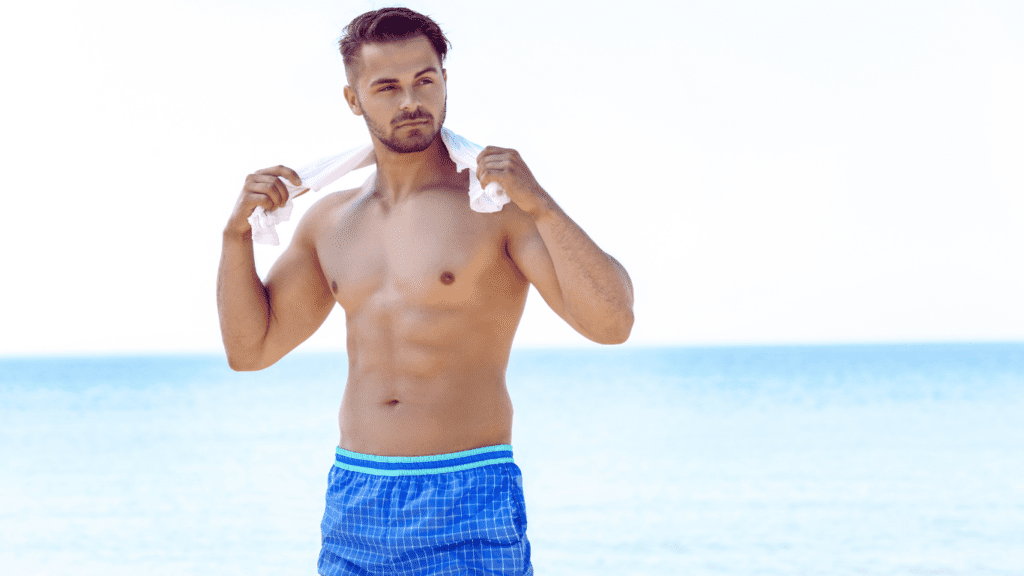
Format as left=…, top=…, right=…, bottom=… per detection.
left=476, top=147, right=552, bottom=218
left=226, top=165, right=302, bottom=236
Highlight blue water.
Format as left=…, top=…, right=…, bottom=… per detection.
left=1, top=344, right=1022, bottom=575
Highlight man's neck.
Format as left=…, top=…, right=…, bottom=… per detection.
left=372, top=135, right=457, bottom=205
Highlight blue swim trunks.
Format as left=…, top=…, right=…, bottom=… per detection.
left=318, top=444, right=533, bottom=575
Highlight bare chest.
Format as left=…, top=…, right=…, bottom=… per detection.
left=316, top=190, right=510, bottom=310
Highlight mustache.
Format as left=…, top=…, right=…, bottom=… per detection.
left=392, top=109, right=432, bottom=125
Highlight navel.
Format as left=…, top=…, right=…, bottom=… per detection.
left=331, top=280, right=338, bottom=293
left=440, top=271, right=455, bottom=285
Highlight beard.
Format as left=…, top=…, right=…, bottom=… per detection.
left=362, top=98, right=447, bottom=154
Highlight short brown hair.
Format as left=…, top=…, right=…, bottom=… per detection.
left=339, top=8, right=451, bottom=82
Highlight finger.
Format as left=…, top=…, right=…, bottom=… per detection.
left=251, top=175, right=290, bottom=208
left=271, top=178, right=290, bottom=208
left=478, top=167, right=503, bottom=189
left=482, top=147, right=520, bottom=164
left=255, top=193, right=276, bottom=213
left=478, top=161, right=510, bottom=181
left=476, top=154, right=507, bottom=177
left=253, top=164, right=301, bottom=186
left=254, top=165, right=302, bottom=187
left=475, top=147, right=501, bottom=166
left=248, top=181, right=285, bottom=209
left=241, top=187, right=277, bottom=214
left=477, top=148, right=509, bottom=163
left=481, top=157, right=512, bottom=169
left=479, top=145, right=509, bottom=156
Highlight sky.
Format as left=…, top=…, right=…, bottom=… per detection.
left=1, top=0, right=1022, bottom=356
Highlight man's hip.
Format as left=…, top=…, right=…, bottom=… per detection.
left=319, top=444, right=532, bottom=576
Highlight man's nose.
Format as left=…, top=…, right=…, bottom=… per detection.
left=399, top=87, right=421, bottom=111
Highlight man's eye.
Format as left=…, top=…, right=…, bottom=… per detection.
left=380, top=86, right=395, bottom=91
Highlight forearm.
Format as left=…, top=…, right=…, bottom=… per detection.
left=474, top=145, right=634, bottom=342
left=532, top=199, right=634, bottom=344
left=216, top=230, right=271, bottom=370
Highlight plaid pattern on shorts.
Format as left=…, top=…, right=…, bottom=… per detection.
left=318, top=445, right=533, bottom=575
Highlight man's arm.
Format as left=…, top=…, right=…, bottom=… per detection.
left=478, top=147, right=634, bottom=344
left=217, top=166, right=335, bottom=370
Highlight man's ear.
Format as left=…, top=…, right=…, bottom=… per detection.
left=343, top=85, right=362, bottom=116
left=442, top=68, right=447, bottom=84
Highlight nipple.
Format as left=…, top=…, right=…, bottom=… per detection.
left=440, top=271, right=455, bottom=285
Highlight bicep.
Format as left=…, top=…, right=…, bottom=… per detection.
left=259, top=224, right=335, bottom=365
left=505, top=214, right=585, bottom=333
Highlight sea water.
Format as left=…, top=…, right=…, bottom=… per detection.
left=1, top=344, right=1022, bottom=575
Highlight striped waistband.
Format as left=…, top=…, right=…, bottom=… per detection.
left=334, top=444, right=514, bottom=476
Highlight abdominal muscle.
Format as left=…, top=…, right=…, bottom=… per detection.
left=335, top=299, right=521, bottom=457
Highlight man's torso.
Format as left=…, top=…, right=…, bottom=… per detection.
left=306, top=172, right=532, bottom=456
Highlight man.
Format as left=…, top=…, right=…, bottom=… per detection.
left=217, top=7, right=633, bottom=575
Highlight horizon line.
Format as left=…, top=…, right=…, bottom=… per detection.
left=3, top=339, right=1023, bottom=361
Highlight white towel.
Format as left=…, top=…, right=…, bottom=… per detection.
left=248, top=127, right=511, bottom=245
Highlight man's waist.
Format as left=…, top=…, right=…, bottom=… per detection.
left=333, top=444, right=515, bottom=476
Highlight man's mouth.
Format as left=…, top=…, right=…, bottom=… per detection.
left=397, top=120, right=430, bottom=128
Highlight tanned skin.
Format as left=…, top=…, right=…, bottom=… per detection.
left=217, top=35, right=634, bottom=456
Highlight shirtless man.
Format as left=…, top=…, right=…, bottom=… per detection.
left=216, top=7, right=633, bottom=575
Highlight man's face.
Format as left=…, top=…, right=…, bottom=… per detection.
left=345, top=35, right=447, bottom=154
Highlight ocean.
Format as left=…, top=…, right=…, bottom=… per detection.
left=1, top=344, right=1022, bottom=575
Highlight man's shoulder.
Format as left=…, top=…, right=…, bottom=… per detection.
left=312, top=185, right=366, bottom=213
left=299, top=186, right=364, bottom=223
left=292, top=186, right=366, bottom=242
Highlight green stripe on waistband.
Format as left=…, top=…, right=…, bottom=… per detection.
left=334, top=457, right=515, bottom=476
left=335, top=444, right=512, bottom=464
